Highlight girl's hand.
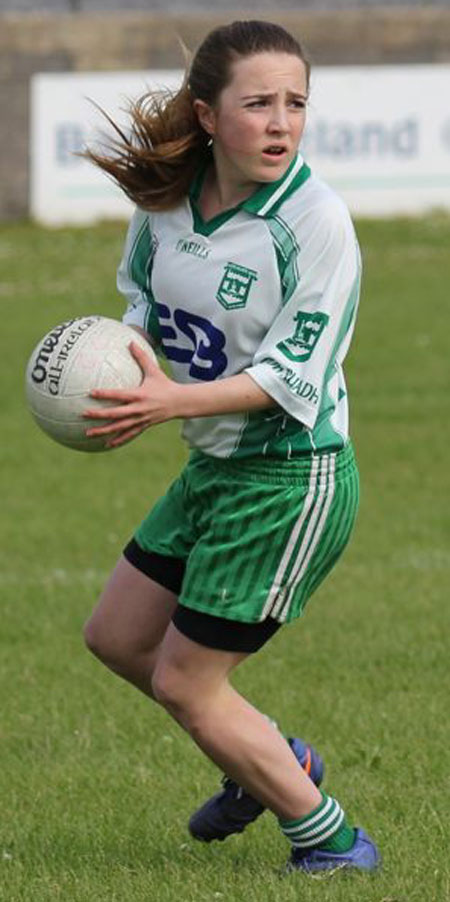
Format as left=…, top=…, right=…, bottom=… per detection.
left=83, top=341, right=181, bottom=448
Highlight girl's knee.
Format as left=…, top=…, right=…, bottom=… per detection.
left=151, top=662, right=180, bottom=708
left=151, top=662, right=196, bottom=719
left=151, top=664, right=213, bottom=737
left=83, top=613, right=109, bottom=660
left=83, top=611, right=128, bottom=669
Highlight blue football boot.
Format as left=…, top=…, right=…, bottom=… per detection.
left=188, top=737, right=324, bottom=843
left=287, top=828, right=380, bottom=874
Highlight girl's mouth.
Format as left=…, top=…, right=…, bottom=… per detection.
left=263, top=146, right=287, bottom=156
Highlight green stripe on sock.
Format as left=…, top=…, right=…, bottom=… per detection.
left=279, top=792, right=354, bottom=852
left=320, top=823, right=356, bottom=853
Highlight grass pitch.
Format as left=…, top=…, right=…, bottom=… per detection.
left=0, top=215, right=449, bottom=902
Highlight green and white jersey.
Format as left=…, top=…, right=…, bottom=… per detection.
left=119, top=153, right=361, bottom=459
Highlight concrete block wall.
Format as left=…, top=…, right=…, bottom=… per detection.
left=1, top=8, right=450, bottom=219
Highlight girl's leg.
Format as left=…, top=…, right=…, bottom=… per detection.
left=152, top=622, right=322, bottom=821
left=84, top=560, right=320, bottom=820
left=83, top=555, right=178, bottom=698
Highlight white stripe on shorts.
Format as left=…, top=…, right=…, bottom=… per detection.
left=260, top=455, right=320, bottom=621
left=262, top=454, right=336, bottom=622
left=278, top=454, right=336, bottom=622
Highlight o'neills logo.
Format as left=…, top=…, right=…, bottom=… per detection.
left=31, top=316, right=99, bottom=395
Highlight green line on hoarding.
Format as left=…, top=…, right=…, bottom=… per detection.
left=58, top=174, right=450, bottom=198
left=59, top=186, right=123, bottom=197
left=329, top=175, right=450, bottom=189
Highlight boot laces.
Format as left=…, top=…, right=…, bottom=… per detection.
left=221, top=776, right=244, bottom=800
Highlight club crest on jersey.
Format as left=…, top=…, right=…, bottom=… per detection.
left=216, top=262, right=258, bottom=310
left=277, top=311, right=329, bottom=362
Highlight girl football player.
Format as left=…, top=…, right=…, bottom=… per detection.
left=83, top=19, right=379, bottom=874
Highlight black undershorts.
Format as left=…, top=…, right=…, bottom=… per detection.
left=123, top=538, right=281, bottom=653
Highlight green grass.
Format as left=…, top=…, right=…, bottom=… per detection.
left=1, top=215, right=449, bottom=902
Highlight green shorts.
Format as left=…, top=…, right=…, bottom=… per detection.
left=133, top=442, right=359, bottom=625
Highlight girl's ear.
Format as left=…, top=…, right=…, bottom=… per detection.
left=193, top=99, right=216, bottom=138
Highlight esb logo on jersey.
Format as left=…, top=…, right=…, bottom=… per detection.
left=277, top=312, right=329, bottom=363
left=156, top=303, right=227, bottom=381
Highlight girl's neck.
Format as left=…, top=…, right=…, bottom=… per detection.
left=199, top=165, right=257, bottom=220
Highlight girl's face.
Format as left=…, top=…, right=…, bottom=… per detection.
left=195, top=52, right=308, bottom=193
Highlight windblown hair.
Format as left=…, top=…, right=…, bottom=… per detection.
left=85, top=21, right=310, bottom=211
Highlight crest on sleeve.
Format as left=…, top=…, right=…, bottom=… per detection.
left=216, top=262, right=258, bottom=310
left=277, top=311, right=329, bottom=362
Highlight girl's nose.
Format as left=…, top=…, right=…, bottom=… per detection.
left=268, top=104, right=289, bottom=133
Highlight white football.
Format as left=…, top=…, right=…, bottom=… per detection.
left=25, top=315, right=158, bottom=452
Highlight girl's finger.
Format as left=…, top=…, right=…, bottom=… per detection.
left=106, top=425, right=145, bottom=448
left=83, top=402, right=141, bottom=420
left=129, top=341, right=159, bottom=374
left=88, top=388, right=136, bottom=402
left=86, top=414, right=145, bottom=437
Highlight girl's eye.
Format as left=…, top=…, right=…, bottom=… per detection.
left=245, top=98, right=306, bottom=110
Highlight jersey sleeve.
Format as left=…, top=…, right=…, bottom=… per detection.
left=245, top=199, right=361, bottom=430
left=118, top=208, right=161, bottom=350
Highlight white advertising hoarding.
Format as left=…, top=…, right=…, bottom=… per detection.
left=302, top=64, right=450, bottom=216
left=31, top=65, right=450, bottom=224
left=30, top=70, right=183, bottom=225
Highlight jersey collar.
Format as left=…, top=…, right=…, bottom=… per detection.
left=189, top=152, right=311, bottom=234
left=242, top=153, right=311, bottom=217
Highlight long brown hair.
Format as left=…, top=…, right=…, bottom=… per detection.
left=85, top=20, right=310, bottom=211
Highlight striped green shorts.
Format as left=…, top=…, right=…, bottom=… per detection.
left=134, top=442, right=359, bottom=625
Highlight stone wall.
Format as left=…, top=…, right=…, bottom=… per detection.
left=2, top=8, right=450, bottom=219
